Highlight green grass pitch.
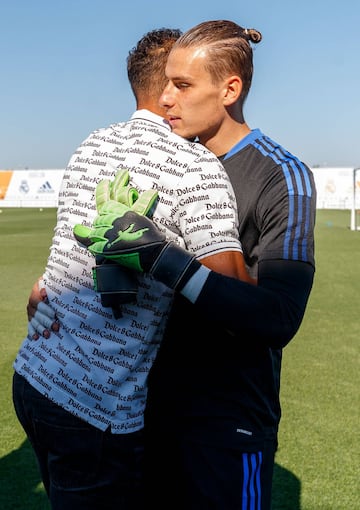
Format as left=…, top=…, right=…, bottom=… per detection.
left=0, top=208, right=359, bottom=509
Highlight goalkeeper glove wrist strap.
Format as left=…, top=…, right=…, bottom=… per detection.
left=151, top=242, right=201, bottom=291
left=93, top=263, right=138, bottom=299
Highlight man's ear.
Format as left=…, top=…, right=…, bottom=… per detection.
left=223, top=75, right=242, bottom=106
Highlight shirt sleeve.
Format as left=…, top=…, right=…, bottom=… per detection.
left=182, top=258, right=315, bottom=349
left=176, top=155, right=242, bottom=259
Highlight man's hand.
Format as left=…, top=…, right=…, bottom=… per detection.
left=27, top=278, right=59, bottom=340
left=75, top=168, right=160, bottom=316
left=74, top=168, right=163, bottom=274
left=74, top=204, right=200, bottom=291
left=74, top=201, right=167, bottom=272
left=95, top=168, right=158, bottom=216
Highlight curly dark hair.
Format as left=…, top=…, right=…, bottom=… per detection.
left=127, top=28, right=182, bottom=102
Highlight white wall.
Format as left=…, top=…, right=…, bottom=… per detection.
left=0, top=167, right=359, bottom=209
left=311, top=167, right=360, bottom=209
left=0, top=169, right=65, bottom=207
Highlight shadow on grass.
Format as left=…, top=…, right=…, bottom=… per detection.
left=272, top=462, right=301, bottom=509
left=0, top=438, right=50, bottom=510
left=0, top=441, right=299, bottom=510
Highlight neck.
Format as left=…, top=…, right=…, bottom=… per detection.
left=136, top=100, right=166, bottom=118
left=200, top=122, right=251, bottom=157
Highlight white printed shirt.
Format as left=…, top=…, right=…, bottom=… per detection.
left=14, top=110, right=241, bottom=433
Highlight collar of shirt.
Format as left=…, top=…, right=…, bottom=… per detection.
left=224, top=128, right=262, bottom=160
left=131, top=109, right=172, bottom=131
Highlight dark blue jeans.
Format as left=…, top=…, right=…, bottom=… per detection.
left=12, top=372, right=145, bottom=510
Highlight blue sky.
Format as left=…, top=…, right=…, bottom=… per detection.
left=1, top=0, right=359, bottom=169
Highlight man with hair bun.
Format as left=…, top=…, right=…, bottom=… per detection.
left=86, top=20, right=316, bottom=509
left=23, top=19, right=316, bottom=509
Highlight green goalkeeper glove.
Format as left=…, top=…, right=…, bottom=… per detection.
left=95, top=168, right=158, bottom=216
left=73, top=201, right=201, bottom=291
left=81, top=168, right=158, bottom=316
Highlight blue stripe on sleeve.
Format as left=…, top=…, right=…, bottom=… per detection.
left=256, top=136, right=314, bottom=262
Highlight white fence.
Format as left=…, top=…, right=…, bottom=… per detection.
left=0, top=169, right=65, bottom=208
left=1, top=167, right=360, bottom=210
left=311, top=167, right=360, bottom=210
